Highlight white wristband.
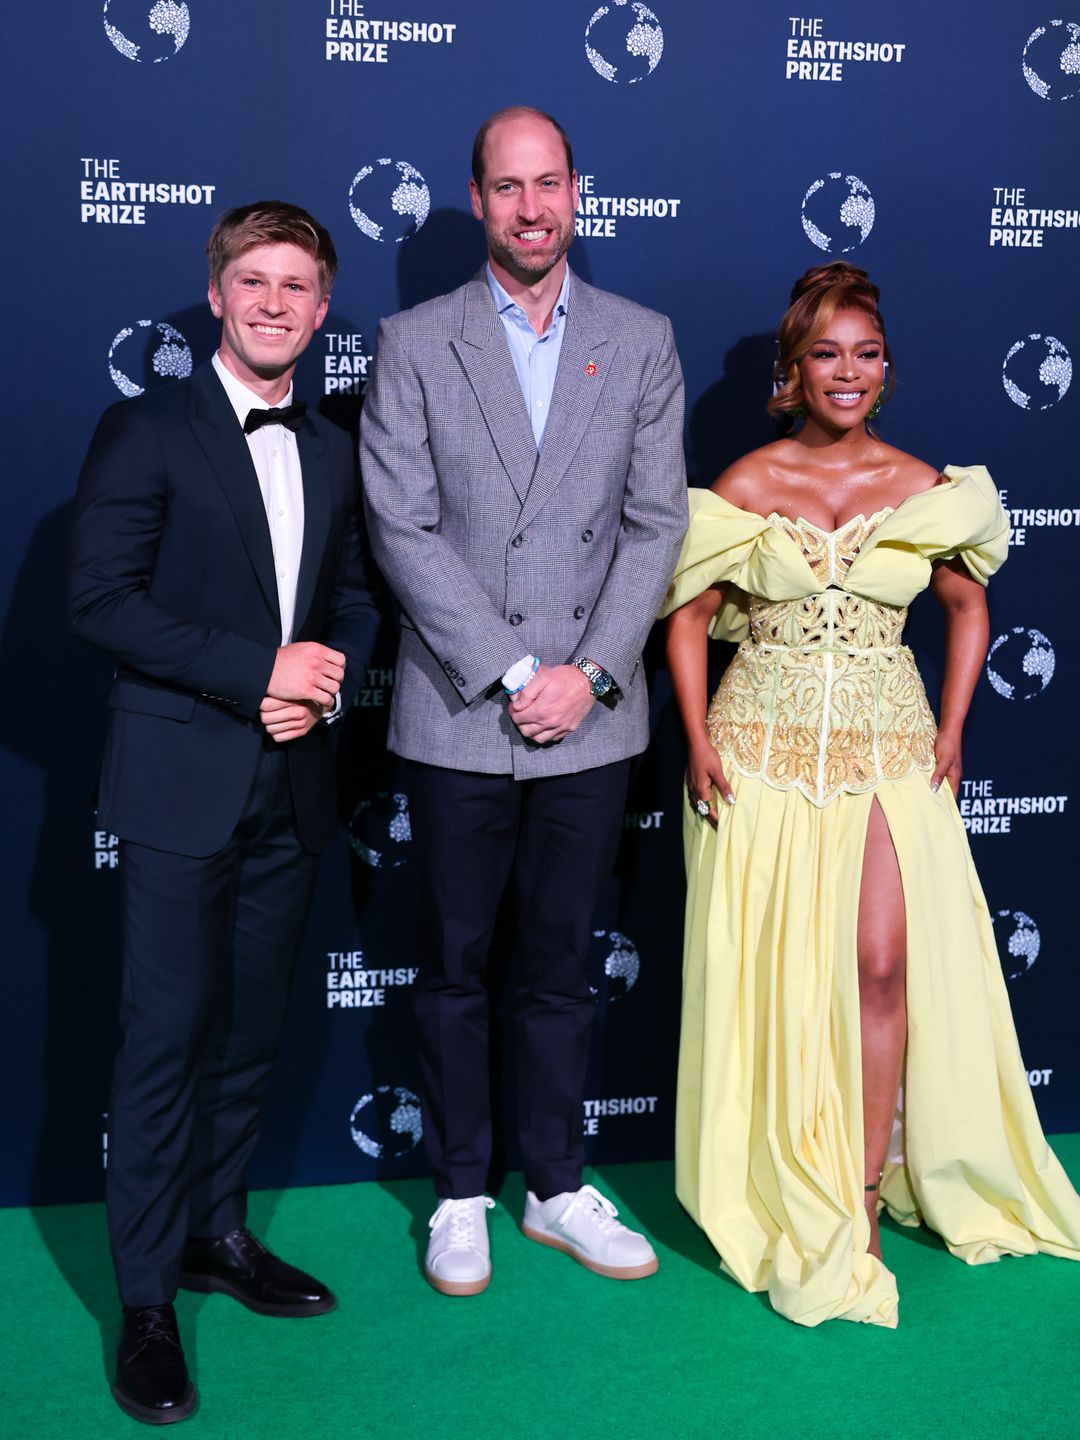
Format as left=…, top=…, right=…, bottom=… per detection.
left=502, top=654, right=540, bottom=695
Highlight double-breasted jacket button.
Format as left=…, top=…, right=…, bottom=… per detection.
left=573, top=605, right=586, bottom=620
left=508, top=613, right=523, bottom=626
left=581, top=529, right=593, bottom=543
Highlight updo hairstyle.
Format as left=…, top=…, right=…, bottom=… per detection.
left=768, top=261, right=894, bottom=426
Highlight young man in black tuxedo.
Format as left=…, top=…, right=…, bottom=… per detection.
left=70, top=201, right=378, bottom=1424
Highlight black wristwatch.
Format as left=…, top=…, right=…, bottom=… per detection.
left=571, top=656, right=615, bottom=699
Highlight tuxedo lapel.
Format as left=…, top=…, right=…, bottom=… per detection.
left=517, top=277, right=614, bottom=533
left=293, top=419, right=331, bottom=638
left=188, top=364, right=281, bottom=629
left=449, top=276, right=537, bottom=505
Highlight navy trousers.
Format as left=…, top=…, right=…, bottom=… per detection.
left=406, top=758, right=631, bottom=1201
left=108, top=745, right=319, bottom=1307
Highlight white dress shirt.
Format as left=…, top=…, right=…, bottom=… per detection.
left=212, top=352, right=305, bottom=645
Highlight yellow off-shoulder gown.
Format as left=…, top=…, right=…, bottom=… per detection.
left=662, top=466, right=1080, bottom=1327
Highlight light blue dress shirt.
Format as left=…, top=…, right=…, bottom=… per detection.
left=486, top=263, right=570, bottom=450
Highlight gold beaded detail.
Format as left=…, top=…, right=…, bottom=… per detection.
left=706, top=511, right=938, bottom=807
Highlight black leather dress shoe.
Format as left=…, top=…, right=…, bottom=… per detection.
left=178, top=1227, right=336, bottom=1316
left=113, top=1304, right=196, bottom=1425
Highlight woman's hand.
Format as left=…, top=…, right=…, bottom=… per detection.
left=931, top=728, right=963, bottom=797
left=687, top=740, right=735, bottom=825
left=929, top=559, right=988, bottom=799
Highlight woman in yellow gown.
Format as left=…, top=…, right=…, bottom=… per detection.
left=663, top=262, right=1080, bottom=1327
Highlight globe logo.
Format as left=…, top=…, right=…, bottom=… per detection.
left=108, top=320, right=192, bottom=398
left=986, top=627, right=1056, bottom=700
left=348, top=159, right=430, bottom=243
left=585, top=1, right=664, bottom=84
left=802, top=174, right=876, bottom=253
left=991, top=909, right=1041, bottom=980
left=349, top=792, right=411, bottom=869
left=588, top=929, right=640, bottom=1002
left=104, top=0, right=191, bottom=62
left=1022, top=19, right=1080, bottom=99
left=349, top=1086, right=423, bottom=1159
left=1002, top=334, right=1072, bottom=411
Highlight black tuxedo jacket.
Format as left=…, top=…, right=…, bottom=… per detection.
left=69, top=361, right=378, bottom=857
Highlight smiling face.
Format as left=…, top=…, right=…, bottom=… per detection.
left=798, top=307, right=886, bottom=432
left=208, top=241, right=329, bottom=397
left=469, top=113, right=579, bottom=286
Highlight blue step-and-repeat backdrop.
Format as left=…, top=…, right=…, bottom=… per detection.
left=1, top=3, right=1077, bottom=1207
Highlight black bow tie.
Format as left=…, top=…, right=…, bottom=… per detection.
left=243, top=401, right=307, bottom=435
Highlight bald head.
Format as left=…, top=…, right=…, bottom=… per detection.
left=471, top=106, right=574, bottom=190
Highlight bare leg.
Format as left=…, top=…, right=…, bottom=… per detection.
left=856, top=797, right=907, bottom=1260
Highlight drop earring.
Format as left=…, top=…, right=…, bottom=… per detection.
left=866, top=380, right=888, bottom=420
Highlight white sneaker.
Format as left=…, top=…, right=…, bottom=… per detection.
left=522, top=1184, right=659, bottom=1279
left=424, top=1196, right=495, bottom=1296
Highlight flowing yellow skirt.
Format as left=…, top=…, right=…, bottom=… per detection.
left=676, top=768, right=1080, bottom=1328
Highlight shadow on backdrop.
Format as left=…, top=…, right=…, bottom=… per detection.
left=397, top=207, right=486, bottom=312
left=689, top=333, right=778, bottom=486
left=0, top=499, right=119, bottom=1349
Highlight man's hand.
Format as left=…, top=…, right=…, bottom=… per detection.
left=267, top=642, right=345, bottom=707
left=509, top=662, right=594, bottom=744
left=260, top=696, right=326, bottom=743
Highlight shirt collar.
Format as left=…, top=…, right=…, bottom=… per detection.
left=212, top=351, right=294, bottom=429
left=485, top=263, right=570, bottom=329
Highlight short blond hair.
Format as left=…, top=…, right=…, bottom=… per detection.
left=207, top=200, right=338, bottom=299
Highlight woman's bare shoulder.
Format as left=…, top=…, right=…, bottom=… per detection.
left=877, top=443, right=945, bottom=498
left=709, top=441, right=790, bottom=505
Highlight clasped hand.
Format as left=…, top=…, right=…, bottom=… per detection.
left=509, top=662, right=594, bottom=745
left=260, top=641, right=345, bottom=743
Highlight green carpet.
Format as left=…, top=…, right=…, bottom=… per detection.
left=5, top=1141, right=1079, bottom=1438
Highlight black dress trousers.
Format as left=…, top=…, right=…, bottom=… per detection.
left=406, top=757, right=630, bottom=1202
left=107, top=744, right=319, bottom=1307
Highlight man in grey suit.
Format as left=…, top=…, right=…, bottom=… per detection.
left=360, top=106, right=687, bottom=1295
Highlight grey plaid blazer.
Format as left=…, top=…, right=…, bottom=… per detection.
left=360, top=268, right=687, bottom=777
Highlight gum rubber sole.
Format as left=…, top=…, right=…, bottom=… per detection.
left=521, top=1223, right=660, bottom=1279
left=424, top=1265, right=492, bottom=1296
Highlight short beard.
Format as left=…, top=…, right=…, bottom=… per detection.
left=486, top=221, right=573, bottom=286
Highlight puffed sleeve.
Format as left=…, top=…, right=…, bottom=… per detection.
left=660, top=489, right=819, bottom=641
left=845, top=466, right=1010, bottom=605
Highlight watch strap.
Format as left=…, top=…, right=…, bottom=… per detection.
left=571, top=656, right=614, bottom=697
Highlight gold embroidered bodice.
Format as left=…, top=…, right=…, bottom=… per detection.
left=706, top=510, right=938, bottom=806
